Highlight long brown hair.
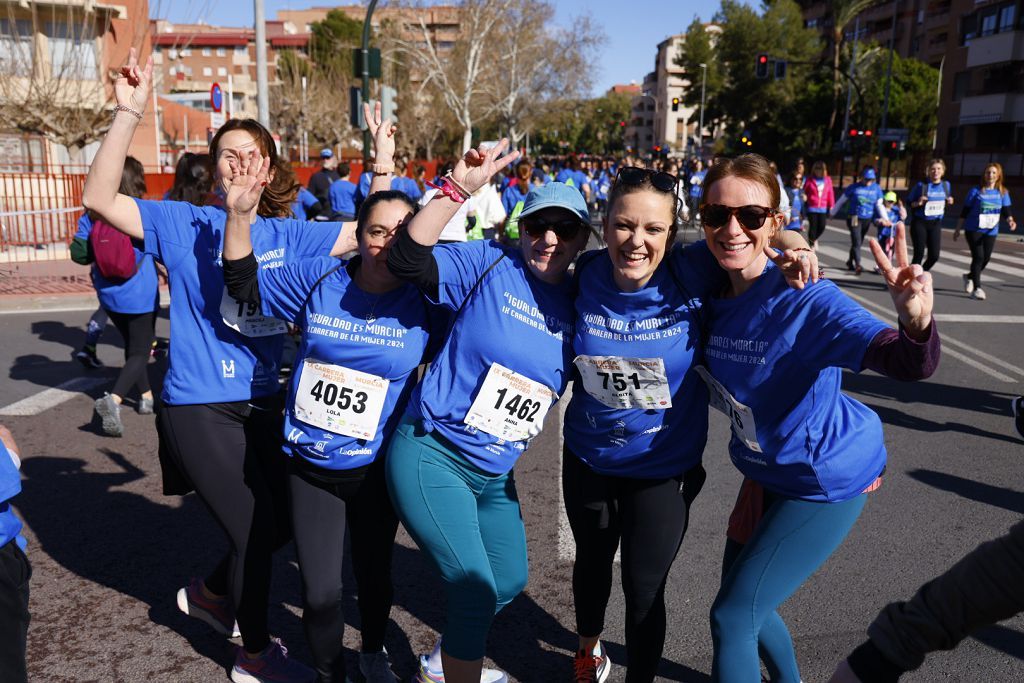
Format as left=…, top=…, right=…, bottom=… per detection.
left=209, top=118, right=299, bottom=218
left=515, top=160, right=531, bottom=194
left=89, top=156, right=146, bottom=221
left=981, top=162, right=1007, bottom=195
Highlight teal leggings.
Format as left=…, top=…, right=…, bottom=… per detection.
left=711, top=492, right=867, bottom=683
left=385, top=418, right=528, bottom=661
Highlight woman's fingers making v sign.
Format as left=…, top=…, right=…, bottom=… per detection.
left=869, top=223, right=933, bottom=338
left=452, top=139, right=520, bottom=195
left=363, top=101, right=397, bottom=164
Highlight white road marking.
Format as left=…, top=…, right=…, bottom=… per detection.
left=989, top=251, right=1024, bottom=268
left=938, top=251, right=1024, bottom=278
left=816, top=239, right=1005, bottom=282
left=933, top=314, right=1024, bottom=324
left=0, top=377, right=107, bottom=416
left=0, top=304, right=103, bottom=316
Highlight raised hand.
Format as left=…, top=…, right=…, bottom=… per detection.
left=114, top=47, right=153, bottom=115
left=363, top=101, right=397, bottom=165
left=869, top=223, right=933, bottom=338
left=451, top=139, right=519, bottom=194
left=224, top=149, right=269, bottom=217
left=763, top=244, right=820, bottom=290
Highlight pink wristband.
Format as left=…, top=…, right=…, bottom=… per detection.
left=426, top=178, right=467, bottom=204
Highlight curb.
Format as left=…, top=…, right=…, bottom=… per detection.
left=0, top=290, right=170, bottom=315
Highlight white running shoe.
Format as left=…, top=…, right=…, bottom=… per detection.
left=413, top=655, right=508, bottom=683
left=972, top=288, right=987, bottom=300
left=962, top=273, right=974, bottom=294
left=573, top=641, right=611, bottom=682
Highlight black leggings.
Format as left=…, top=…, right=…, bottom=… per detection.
left=157, top=399, right=290, bottom=653
left=562, top=448, right=705, bottom=683
left=911, top=217, right=943, bottom=271
left=806, top=213, right=828, bottom=245
left=965, top=231, right=997, bottom=290
left=289, top=457, right=399, bottom=683
left=106, top=309, right=156, bottom=399
left=0, top=541, right=30, bottom=683
left=847, top=216, right=872, bottom=267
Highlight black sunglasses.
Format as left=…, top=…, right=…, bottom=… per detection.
left=701, top=204, right=777, bottom=231
left=615, top=166, right=678, bottom=194
left=520, top=215, right=587, bottom=241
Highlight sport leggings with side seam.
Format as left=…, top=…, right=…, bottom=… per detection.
left=385, top=417, right=528, bottom=661
left=106, top=309, right=156, bottom=399
left=965, top=231, right=997, bottom=291
left=157, top=399, right=291, bottom=654
left=288, top=456, right=399, bottom=683
left=711, top=491, right=867, bottom=683
left=562, top=448, right=705, bottom=683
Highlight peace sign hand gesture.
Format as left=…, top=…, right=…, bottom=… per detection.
left=869, top=223, right=933, bottom=339
left=114, top=47, right=153, bottom=116
left=363, top=101, right=397, bottom=166
left=451, top=138, right=520, bottom=195
left=225, top=149, right=269, bottom=217
left=762, top=245, right=821, bottom=290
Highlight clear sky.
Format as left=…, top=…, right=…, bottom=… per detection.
left=152, top=1, right=750, bottom=96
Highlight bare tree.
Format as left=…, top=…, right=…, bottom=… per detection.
left=271, top=52, right=356, bottom=158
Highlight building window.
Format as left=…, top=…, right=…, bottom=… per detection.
left=235, top=46, right=246, bottom=55
left=217, top=47, right=226, bottom=57
left=181, top=48, right=192, bottom=57
left=999, top=4, right=1016, bottom=32
left=202, top=47, right=211, bottom=56
left=952, top=71, right=970, bottom=101
left=0, top=19, right=32, bottom=77
left=202, top=66, right=212, bottom=76
left=217, top=66, right=227, bottom=76
left=45, top=21, right=98, bottom=79
left=0, top=134, right=46, bottom=172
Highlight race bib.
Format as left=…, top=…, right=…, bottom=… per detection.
left=464, top=363, right=555, bottom=442
left=978, top=213, right=999, bottom=230
left=694, top=366, right=762, bottom=453
left=923, top=200, right=945, bottom=218
left=220, top=288, right=287, bottom=337
left=573, top=355, right=671, bottom=410
left=293, top=360, right=389, bottom=440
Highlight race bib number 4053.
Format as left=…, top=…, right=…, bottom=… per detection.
left=694, top=366, right=762, bottom=453
left=294, top=360, right=389, bottom=440
left=220, top=288, right=287, bottom=337
left=464, top=363, right=555, bottom=442
left=574, top=355, right=671, bottom=410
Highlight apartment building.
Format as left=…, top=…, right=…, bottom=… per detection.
left=277, top=4, right=462, bottom=53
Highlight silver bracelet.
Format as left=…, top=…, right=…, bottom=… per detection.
left=114, top=104, right=143, bottom=120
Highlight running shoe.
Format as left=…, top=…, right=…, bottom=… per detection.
left=137, top=397, right=154, bottom=415
left=74, top=346, right=104, bottom=369
left=231, top=638, right=315, bottom=683
left=853, top=265, right=863, bottom=276
left=359, top=648, right=398, bottom=683
left=1013, top=396, right=1024, bottom=439
left=176, top=577, right=240, bottom=637
left=414, top=655, right=508, bottom=683
left=972, top=288, right=987, bottom=300
left=962, top=273, right=974, bottom=294
left=94, top=393, right=123, bottom=437
left=573, top=643, right=611, bottom=683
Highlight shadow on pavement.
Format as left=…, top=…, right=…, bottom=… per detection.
left=844, top=370, right=1015, bottom=419
left=971, top=623, right=1024, bottom=661
left=906, top=469, right=1024, bottom=515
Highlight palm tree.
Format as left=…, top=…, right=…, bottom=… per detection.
left=828, top=0, right=885, bottom=135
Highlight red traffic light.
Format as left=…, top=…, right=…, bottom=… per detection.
left=619, top=121, right=626, bottom=127
left=890, top=141, right=897, bottom=149
left=758, top=55, right=768, bottom=64
left=864, top=129, right=872, bottom=137
left=850, top=128, right=858, bottom=137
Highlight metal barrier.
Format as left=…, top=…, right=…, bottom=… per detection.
left=0, top=167, right=87, bottom=263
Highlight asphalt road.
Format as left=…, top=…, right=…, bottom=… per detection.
left=2, top=221, right=1023, bottom=682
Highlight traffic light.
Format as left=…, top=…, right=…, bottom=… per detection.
left=756, top=54, right=769, bottom=79
left=381, top=85, right=398, bottom=123
left=620, top=121, right=626, bottom=127
left=349, top=86, right=365, bottom=129
left=774, top=60, right=787, bottom=79
left=864, top=129, right=872, bottom=137
left=740, top=132, right=753, bottom=147
left=671, top=97, right=680, bottom=112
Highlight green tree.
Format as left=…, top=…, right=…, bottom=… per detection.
left=856, top=46, right=939, bottom=152
left=674, top=17, right=727, bottom=135
left=825, top=0, right=886, bottom=136
left=309, top=9, right=366, bottom=77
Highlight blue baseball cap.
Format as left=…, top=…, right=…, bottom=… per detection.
left=862, top=167, right=876, bottom=179
left=519, top=182, right=590, bottom=224
left=320, top=148, right=333, bottom=158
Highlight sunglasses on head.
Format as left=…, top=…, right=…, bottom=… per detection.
left=615, top=166, right=678, bottom=194
left=701, top=204, right=777, bottom=231
left=520, top=215, right=586, bottom=241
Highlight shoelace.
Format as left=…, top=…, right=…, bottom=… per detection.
left=573, top=651, right=599, bottom=682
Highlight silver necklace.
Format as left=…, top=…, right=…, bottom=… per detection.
left=352, top=271, right=382, bottom=324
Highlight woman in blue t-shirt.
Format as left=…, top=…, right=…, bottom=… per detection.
left=81, top=50, right=375, bottom=683
left=697, top=154, right=939, bottom=683
left=222, top=134, right=434, bottom=681
left=830, top=167, right=885, bottom=275
left=953, top=163, right=1017, bottom=301
left=385, top=142, right=587, bottom=683
left=907, top=158, right=953, bottom=271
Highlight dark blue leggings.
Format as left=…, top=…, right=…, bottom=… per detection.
left=711, top=492, right=867, bottom=683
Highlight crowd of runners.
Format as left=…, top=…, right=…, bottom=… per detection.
left=3, top=47, right=1024, bottom=683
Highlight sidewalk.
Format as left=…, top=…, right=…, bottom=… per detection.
left=0, top=259, right=171, bottom=313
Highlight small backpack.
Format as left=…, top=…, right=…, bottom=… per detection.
left=89, top=219, right=138, bottom=282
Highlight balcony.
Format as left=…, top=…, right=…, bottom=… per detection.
left=966, top=30, right=1024, bottom=68
left=959, top=92, right=1024, bottom=123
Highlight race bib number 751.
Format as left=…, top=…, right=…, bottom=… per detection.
left=464, top=363, right=555, bottom=442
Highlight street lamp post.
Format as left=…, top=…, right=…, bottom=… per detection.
left=698, top=62, right=707, bottom=156
left=361, top=0, right=381, bottom=166
left=253, top=0, right=270, bottom=127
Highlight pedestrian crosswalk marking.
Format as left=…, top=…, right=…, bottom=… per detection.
left=0, top=377, right=107, bottom=416
left=939, top=251, right=1024, bottom=278
left=813, top=244, right=1005, bottom=283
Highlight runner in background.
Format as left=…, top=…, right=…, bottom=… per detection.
left=328, top=162, right=358, bottom=221
left=292, top=186, right=324, bottom=221
left=467, top=175, right=506, bottom=241
left=802, top=160, right=834, bottom=249
left=831, top=167, right=884, bottom=275
left=906, top=159, right=953, bottom=271
left=557, top=156, right=592, bottom=204
left=308, top=148, right=340, bottom=209
left=874, top=191, right=906, bottom=267
left=393, top=158, right=424, bottom=202
left=783, top=172, right=805, bottom=233
left=953, top=162, right=1017, bottom=301
left=687, top=158, right=706, bottom=223
left=500, top=161, right=533, bottom=244
left=0, top=424, right=30, bottom=683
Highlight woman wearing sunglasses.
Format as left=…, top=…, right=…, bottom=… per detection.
left=385, top=141, right=590, bottom=683
left=697, top=154, right=939, bottom=683
left=565, top=166, right=819, bottom=683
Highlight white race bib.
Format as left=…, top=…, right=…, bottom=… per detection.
left=923, top=200, right=945, bottom=218
left=694, top=366, right=762, bottom=453
left=464, top=363, right=555, bottom=442
left=978, top=213, right=999, bottom=230
left=573, top=355, right=672, bottom=410
left=293, top=359, right=390, bottom=440
left=220, top=288, right=287, bottom=337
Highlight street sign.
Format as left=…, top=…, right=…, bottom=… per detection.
left=877, top=127, right=909, bottom=142
left=210, top=111, right=225, bottom=129
left=210, top=82, right=223, bottom=113
left=353, top=48, right=382, bottom=79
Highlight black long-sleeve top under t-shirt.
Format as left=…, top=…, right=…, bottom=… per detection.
left=387, top=229, right=440, bottom=299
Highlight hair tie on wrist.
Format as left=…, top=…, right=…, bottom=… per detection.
left=426, top=178, right=467, bottom=204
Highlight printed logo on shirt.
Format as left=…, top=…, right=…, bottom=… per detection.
left=221, top=359, right=236, bottom=378
left=288, top=428, right=302, bottom=443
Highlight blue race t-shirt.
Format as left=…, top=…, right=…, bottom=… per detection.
left=962, top=187, right=1011, bottom=236
left=137, top=198, right=342, bottom=405
left=259, top=256, right=434, bottom=470
left=392, top=176, right=424, bottom=201
left=75, top=214, right=159, bottom=314
left=843, top=182, right=884, bottom=220
left=564, top=243, right=720, bottom=478
left=407, top=240, right=576, bottom=474
left=328, top=179, right=358, bottom=217
left=0, top=439, right=24, bottom=551
left=785, top=187, right=804, bottom=230
left=292, top=187, right=320, bottom=221
left=501, top=184, right=530, bottom=216
left=555, top=169, right=589, bottom=195
left=689, top=170, right=707, bottom=200
left=702, top=261, right=890, bottom=502
left=354, top=171, right=373, bottom=209
left=907, top=181, right=951, bottom=221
